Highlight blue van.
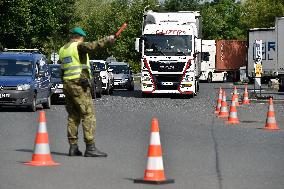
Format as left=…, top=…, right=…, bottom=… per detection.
left=0, top=49, right=52, bottom=111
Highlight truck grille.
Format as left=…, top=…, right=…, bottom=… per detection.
left=0, top=98, right=16, bottom=104
left=149, top=61, right=185, bottom=72
left=153, top=74, right=183, bottom=90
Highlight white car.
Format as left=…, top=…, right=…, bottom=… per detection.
left=90, top=60, right=114, bottom=95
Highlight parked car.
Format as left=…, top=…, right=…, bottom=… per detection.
left=90, top=60, right=114, bottom=95
left=49, top=64, right=65, bottom=103
left=90, top=61, right=103, bottom=98
left=108, top=61, right=134, bottom=91
left=0, top=49, right=52, bottom=111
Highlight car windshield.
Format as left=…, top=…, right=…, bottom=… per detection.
left=50, top=66, right=62, bottom=78
left=109, top=65, right=129, bottom=74
left=144, top=34, right=192, bottom=56
left=92, top=62, right=106, bottom=71
left=0, top=59, right=33, bottom=76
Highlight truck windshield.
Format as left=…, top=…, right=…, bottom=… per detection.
left=144, top=35, right=192, bottom=56
left=50, top=66, right=62, bottom=78
left=109, top=65, right=129, bottom=74
left=0, top=59, right=33, bottom=76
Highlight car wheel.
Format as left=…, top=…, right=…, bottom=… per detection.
left=42, top=95, right=51, bottom=109
left=105, top=83, right=110, bottom=95
left=96, top=91, right=102, bottom=98
left=29, top=94, right=37, bottom=112
left=91, top=86, right=96, bottom=99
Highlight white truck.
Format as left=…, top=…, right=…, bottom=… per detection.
left=135, top=10, right=202, bottom=97
left=247, top=17, right=284, bottom=91
left=90, top=60, right=114, bottom=95
left=200, top=40, right=227, bottom=82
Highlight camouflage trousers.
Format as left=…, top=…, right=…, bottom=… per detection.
left=63, top=79, right=96, bottom=145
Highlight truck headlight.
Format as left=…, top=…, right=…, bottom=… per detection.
left=17, top=84, right=31, bottom=91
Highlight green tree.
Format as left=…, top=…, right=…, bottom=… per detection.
left=0, top=0, right=31, bottom=48
left=201, top=0, right=244, bottom=40
left=164, top=0, right=201, bottom=11
left=241, top=0, right=284, bottom=30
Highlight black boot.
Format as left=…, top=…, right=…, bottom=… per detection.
left=69, top=144, right=82, bottom=156
left=84, top=143, right=107, bottom=157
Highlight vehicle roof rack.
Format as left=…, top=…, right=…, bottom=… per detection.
left=2, top=48, right=42, bottom=53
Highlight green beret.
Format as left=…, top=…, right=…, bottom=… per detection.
left=70, top=27, right=87, bottom=37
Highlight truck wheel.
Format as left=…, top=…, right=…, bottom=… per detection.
left=42, top=95, right=51, bottom=109
left=142, top=92, right=150, bottom=98
left=207, top=73, right=212, bottom=83
left=29, top=94, right=37, bottom=112
left=223, top=74, right=227, bottom=83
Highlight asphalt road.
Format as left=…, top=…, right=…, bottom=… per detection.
left=0, top=83, right=284, bottom=189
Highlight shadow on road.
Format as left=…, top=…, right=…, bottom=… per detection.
left=112, top=89, right=196, bottom=99
left=15, top=149, right=68, bottom=156
left=0, top=106, right=44, bottom=112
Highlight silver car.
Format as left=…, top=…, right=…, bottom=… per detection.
left=108, top=62, right=134, bottom=91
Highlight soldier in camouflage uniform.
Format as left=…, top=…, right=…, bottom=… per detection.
left=59, top=27, right=115, bottom=157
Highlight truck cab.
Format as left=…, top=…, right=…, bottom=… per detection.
left=0, top=49, right=52, bottom=111
left=200, top=40, right=227, bottom=82
left=136, top=10, right=202, bottom=97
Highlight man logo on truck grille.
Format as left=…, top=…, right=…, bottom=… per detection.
left=0, top=86, right=3, bottom=91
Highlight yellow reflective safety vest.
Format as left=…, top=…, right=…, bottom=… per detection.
left=59, top=41, right=91, bottom=81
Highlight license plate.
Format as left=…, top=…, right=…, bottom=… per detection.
left=161, top=82, right=173, bottom=86
left=0, top=93, right=11, bottom=98
left=59, top=94, right=65, bottom=98
left=55, top=89, right=63, bottom=93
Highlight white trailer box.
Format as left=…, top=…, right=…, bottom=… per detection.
left=276, top=17, right=284, bottom=74
left=247, top=28, right=277, bottom=78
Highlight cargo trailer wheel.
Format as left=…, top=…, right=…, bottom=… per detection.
left=207, top=73, right=212, bottom=83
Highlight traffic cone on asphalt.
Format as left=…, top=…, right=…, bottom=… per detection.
left=226, top=95, right=240, bottom=124
left=242, top=84, right=250, bottom=105
left=215, top=87, right=223, bottom=114
left=134, top=118, right=174, bottom=185
left=262, top=98, right=280, bottom=130
left=24, top=111, right=60, bottom=166
left=218, top=91, right=229, bottom=118
left=233, top=86, right=240, bottom=106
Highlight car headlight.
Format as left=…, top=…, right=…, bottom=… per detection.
left=17, top=84, right=31, bottom=91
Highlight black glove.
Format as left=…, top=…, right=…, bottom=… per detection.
left=79, top=78, right=91, bottom=91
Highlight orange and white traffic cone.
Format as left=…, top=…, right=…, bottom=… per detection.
left=218, top=91, right=229, bottom=118
left=226, top=95, right=240, bottom=124
left=242, top=84, right=250, bottom=105
left=262, top=98, right=280, bottom=130
left=233, top=86, right=240, bottom=106
left=134, top=118, right=174, bottom=185
left=24, top=111, right=60, bottom=166
left=215, top=87, right=223, bottom=114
